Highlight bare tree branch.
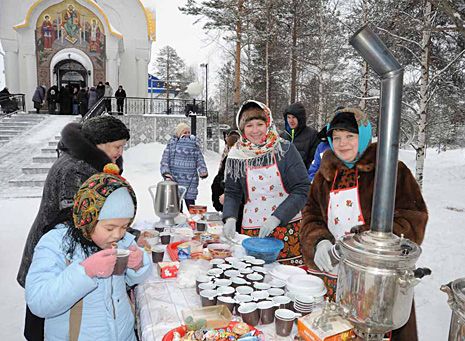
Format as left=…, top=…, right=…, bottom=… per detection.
left=376, top=26, right=422, bottom=49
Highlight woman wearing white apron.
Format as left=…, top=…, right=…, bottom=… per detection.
left=223, top=100, right=310, bottom=265
left=300, top=108, right=428, bottom=341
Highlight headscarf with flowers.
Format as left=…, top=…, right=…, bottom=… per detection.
left=225, top=100, right=286, bottom=181
left=72, top=163, right=137, bottom=240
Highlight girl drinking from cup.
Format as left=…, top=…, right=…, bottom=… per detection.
left=26, top=166, right=151, bottom=340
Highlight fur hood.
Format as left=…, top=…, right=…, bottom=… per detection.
left=318, top=142, right=377, bottom=182
left=57, top=122, right=123, bottom=172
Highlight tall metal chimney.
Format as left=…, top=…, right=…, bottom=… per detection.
left=349, top=25, right=404, bottom=235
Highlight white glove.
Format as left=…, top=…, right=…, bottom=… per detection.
left=258, top=216, right=281, bottom=238
left=223, top=218, right=237, bottom=240
left=314, top=240, right=334, bottom=273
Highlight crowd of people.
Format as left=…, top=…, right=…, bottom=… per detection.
left=31, top=82, right=127, bottom=116
left=16, top=99, right=427, bottom=340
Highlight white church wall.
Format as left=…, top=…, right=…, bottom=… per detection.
left=102, top=1, right=150, bottom=98
left=0, top=0, right=151, bottom=109
left=0, top=40, right=5, bottom=90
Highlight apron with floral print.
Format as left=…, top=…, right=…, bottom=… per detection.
left=327, top=169, right=365, bottom=240
left=241, top=157, right=303, bottom=265
left=308, top=169, right=366, bottom=301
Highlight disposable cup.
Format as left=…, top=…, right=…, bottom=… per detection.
left=113, top=249, right=130, bottom=275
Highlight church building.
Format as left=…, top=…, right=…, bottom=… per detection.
left=0, top=0, right=156, bottom=110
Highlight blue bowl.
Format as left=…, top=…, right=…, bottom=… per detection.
left=242, top=237, right=284, bottom=264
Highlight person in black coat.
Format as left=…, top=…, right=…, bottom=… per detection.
left=115, top=85, right=127, bottom=115
left=211, top=131, right=243, bottom=233
left=96, top=81, right=105, bottom=99
left=59, top=85, right=72, bottom=115
left=47, top=85, right=59, bottom=114
left=77, top=87, right=89, bottom=117
left=281, top=102, right=319, bottom=169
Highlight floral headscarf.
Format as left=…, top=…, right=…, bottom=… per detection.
left=72, top=165, right=137, bottom=240
left=226, top=100, right=285, bottom=180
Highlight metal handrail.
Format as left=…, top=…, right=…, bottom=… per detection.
left=82, top=96, right=207, bottom=120
left=0, top=93, right=26, bottom=115
left=82, top=97, right=106, bottom=121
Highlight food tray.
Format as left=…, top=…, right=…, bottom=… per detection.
left=161, top=321, right=261, bottom=341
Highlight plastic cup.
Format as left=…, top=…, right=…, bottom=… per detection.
left=275, top=309, right=301, bottom=336
left=258, top=300, right=277, bottom=324
left=238, top=302, right=259, bottom=326
left=151, top=245, right=165, bottom=263
left=113, top=249, right=130, bottom=275
left=160, top=232, right=171, bottom=245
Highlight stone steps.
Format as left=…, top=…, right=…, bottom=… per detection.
left=0, top=122, right=32, bottom=127
left=48, top=141, right=58, bottom=147
left=41, top=147, right=57, bottom=154
left=22, top=164, right=54, bottom=175
left=32, top=155, right=57, bottom=163
left=0, top=130, right=22, bottom=136
left=0, top=114, right=49, bottom=147
left=9, top=174, right=47, bottom=187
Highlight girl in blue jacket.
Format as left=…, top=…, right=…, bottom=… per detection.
left=26, top=167, right=152, bottom=341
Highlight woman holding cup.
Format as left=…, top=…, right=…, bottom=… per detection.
left=25, top=166, right=152, bottom=340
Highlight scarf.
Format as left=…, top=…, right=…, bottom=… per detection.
left=225, top=100, right=285, bottom=181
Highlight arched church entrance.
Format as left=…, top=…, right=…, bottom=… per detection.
left=54, top=59, right=87, bottom=91
left=35, top=0, right=106, bottom=88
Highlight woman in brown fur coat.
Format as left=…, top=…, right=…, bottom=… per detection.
left=300, top=107, right=428, bottom=341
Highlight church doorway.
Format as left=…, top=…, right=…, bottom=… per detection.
left=54, top=59, right=87, bottom=92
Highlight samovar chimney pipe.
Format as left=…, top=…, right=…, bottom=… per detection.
left=349, top=26, right=404, bottom=235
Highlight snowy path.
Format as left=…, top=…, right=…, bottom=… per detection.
left=0, top=117, right=463, bottom=339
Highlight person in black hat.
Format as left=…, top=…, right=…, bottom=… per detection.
left=301, top=107, right=427, bottom=341
left=17, top=114, right=130, bottom=341
left=307, top=106, right=346, bottom=182
left=281, top=102, right=319, bottom=169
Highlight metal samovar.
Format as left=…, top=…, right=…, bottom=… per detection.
left=441, top=278, right=465, bottom=340
left=333, top=26, right=431, bottom=340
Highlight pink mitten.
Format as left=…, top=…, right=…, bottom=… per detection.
left=127, top=244, right=143, bottom=271
left=80, top=249, right=117, bottom=278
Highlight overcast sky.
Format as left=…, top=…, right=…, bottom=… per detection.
left=142, top=0, right=225, bottom=90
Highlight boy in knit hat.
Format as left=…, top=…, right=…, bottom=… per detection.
left=25, top=169, right=151, bottom=341
left=160, top=122, right=208, bottom=210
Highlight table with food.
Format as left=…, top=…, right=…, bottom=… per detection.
left=132, top=200, right=354, bottom=341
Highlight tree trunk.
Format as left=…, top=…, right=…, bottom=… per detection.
left=265, top=1, right=271, bottom=107
left=166, top=48, right=170, bottom=113
left=317, top=0, right=325, bottom=130
left=233, top=0, right=244, bottom=114
left=290, top=0, right=298, bottom=103
left=415, top=1, right=432, bottom=188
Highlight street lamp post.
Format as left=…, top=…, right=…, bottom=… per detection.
left=200, top=63, right=208, bottom=116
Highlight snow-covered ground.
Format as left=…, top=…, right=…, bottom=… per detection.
left=1, top=127, right=463, bottom=339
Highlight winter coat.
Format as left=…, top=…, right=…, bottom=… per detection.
left=223, top=141, right=310, bottom=225
left=96, top=84, right=105, bottom=99
left=281, top=103, right=319, bottom=169
left=115, top=89, right=126, bottom=103
left=307, top=141, right=330, bottom=182
left=78, top=89, right=88, bottom=116
left=88, top=89, right=98, bottom=109
left=17, top=123, right=123, bottom=287
left=47, top=86, right=59, bottom=102
left=211, top=157, right=227, bottom=212
left=59, top=87, right=72, bottom=115
left=160, top=135, right=208, bottom=200
left=26, top=225, right=151, bottom=341
left=300, top=142, right=428, bottom=270
left=32, top=86, right=46, bottom=104
left=104, top=84, right=113, bottom=97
